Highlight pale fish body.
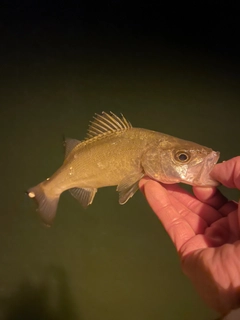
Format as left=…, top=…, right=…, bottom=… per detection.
left=27, top=112, right=220, bottom=225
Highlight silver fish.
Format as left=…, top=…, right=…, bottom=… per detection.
left=27, top=112, right=220, bottom=225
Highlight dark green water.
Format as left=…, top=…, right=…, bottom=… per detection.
left=0, top=7, right=240, bottom=319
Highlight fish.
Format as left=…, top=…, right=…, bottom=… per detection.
left=27, top=111, right=220, bottom=225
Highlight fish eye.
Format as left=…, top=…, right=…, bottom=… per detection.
left=175, top=151, right=190, bottom=163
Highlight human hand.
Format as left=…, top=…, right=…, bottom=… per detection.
left=139, top=157, right=240, bottom=315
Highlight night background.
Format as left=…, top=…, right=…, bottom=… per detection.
left=0, top=2, right=239, bottom=319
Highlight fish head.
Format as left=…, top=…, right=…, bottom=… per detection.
left=142, top=139, right=220, bottom=187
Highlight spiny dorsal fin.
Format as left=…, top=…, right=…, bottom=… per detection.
left=86, top=111, right=132, bottom=139
left=64, top=138, right=81, bottom=158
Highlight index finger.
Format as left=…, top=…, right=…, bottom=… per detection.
left=140, top=179, right=196, bottom=252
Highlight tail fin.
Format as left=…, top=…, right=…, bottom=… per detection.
left=26, top=183, right=60, bottom=226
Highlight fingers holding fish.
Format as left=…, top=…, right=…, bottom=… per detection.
left=210, top=156, right=240, bottom=189
left=139, top=176, right=154, bottom=189
left=157, top=183, right=223, bottom=225
left=193, top=186, right=226, bottom=208
left=140, top=179, right=208, bottom=251
left=193, top=186, right=238, bottom=217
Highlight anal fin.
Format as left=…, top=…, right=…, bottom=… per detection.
left=117, top=172, right=144, bottom=205
left=69, top=187, right=97, bottom=208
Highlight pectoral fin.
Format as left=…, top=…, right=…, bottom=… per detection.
left=69, top=187, right=97, bottom=208
left=117, top=173, right=144, bottom=204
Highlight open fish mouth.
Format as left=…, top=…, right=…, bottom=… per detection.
left=187, top=151, right=220, bottom=186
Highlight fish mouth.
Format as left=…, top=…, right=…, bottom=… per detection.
left=188, top=151, right=220, bottom=187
